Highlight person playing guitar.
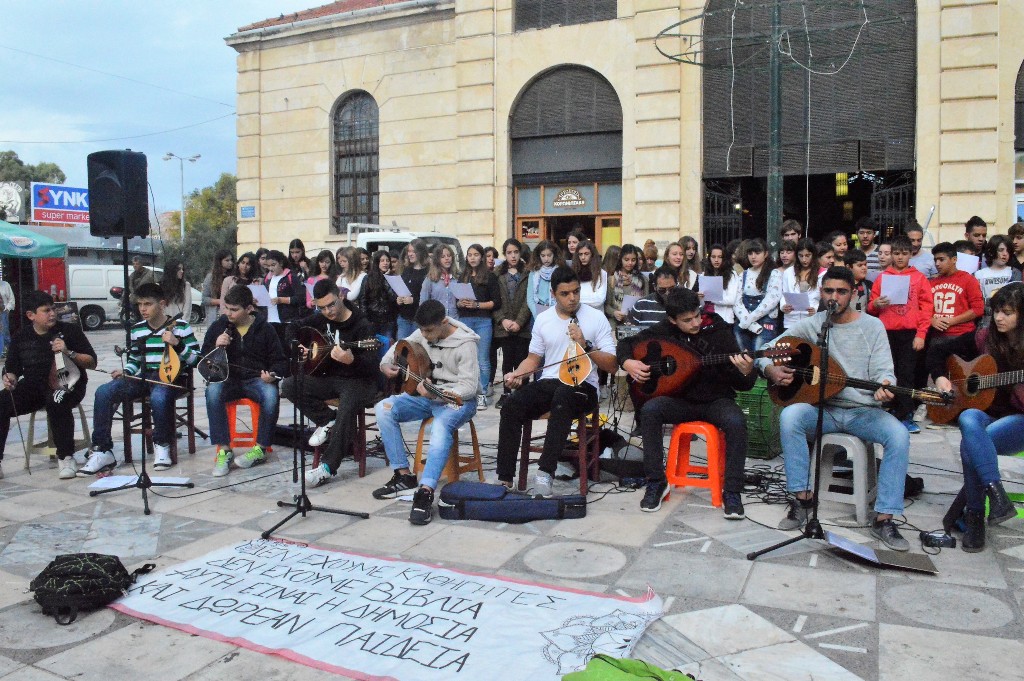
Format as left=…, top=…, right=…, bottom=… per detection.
left=759, top=266, right=911, bottom=552
left=201, top=285, right=288, bottom=477
left=495, top=267, right=618, bottom=497
left=84, top=282, right=200, bottom=475
left=373, top=299, right=480, bottom=525
left=1, top=290, right=97, bottom=480
left=618, top=288, right=756, bottom=516
left=286, top=279, right=380, bottom=489
left=928, top=282, right=1024, bottom=552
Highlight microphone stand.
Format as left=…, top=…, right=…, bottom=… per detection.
left=262, top=336, right=368, bottom=539
left=748, top=301, right=838, bottom=560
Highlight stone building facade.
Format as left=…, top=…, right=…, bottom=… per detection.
left=226, top=0, right=1024, bottom=254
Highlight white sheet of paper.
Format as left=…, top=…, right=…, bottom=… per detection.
left=956, top=252, right=980, bottom=274
left=620, top=294, right=641, bottom=313
left=450, top=282, right=477, bottom=301
left=783, top=291, right=811, bottom=311
left=880, top=275, right=910, bottom=305
left=698, top=275, right=725, bottom=303
left=247, top=284, right=271, bottom=307
left=384, top=275, right=412, bottom=297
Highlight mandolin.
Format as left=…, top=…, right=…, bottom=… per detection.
left=927, top=354, right=1024, bottom=424
left=628, top=338, right=794, bottom=406
left=297, top=326, right=382, bottom=375
left=767, top=336, right=952, bottom=408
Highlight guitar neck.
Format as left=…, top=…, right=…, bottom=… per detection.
left=793, top=367, right=942, bottom=402
left=977, top=369, right=1024, bottom=391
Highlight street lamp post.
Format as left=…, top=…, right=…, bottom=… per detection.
left=163, top=152, right=200, bottom=240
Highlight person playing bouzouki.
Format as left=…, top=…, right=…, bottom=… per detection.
left=285, top=279, right=380, bottom=489
left=373, top=299, right=480, bottom=525
left=201, top=285, right=288, bottom=477
left=1, top=291, right=97, bottom=480
left=759, top=266, right=912, bottom=552
left=618, top=288, right=756, bottom=516
left=84, top=283, right=200, bottom=475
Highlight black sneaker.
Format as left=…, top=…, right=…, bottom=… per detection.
left=871, top=518, right=910, bottom=551
left=495, top=393, right=508, bottom=410
left=723, top=491, right=745, bottom=520
left=372, top=471, right=418, bottom=499
left=778, top=498, right=809, bottom=530
left=640, top=480, right=669, bottom=513
left=409, top=487, right=434, bottom=525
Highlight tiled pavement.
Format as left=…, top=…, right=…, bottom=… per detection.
left=0, top=326, right=1021, bottom=680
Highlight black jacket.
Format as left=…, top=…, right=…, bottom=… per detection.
left=617, top=312, right=757, bottom=403
left=457, top=272, right=502, bottom=319
left=264, top=268, right=307, bottom=323
left=358, top=275, right=399, bottom=335
left=201, top=313, right=288, bottom=380
left=288, top=303, right=380, bottom=380
left=5, top=321, right=95, bottom=387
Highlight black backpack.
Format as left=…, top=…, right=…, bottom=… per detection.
left=30, top=553, right=154, bottom=625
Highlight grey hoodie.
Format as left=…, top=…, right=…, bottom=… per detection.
left=380, top=318, right=480, bottom=402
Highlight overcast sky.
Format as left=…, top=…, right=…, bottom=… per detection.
left=1, top=1, right=314, bottom=221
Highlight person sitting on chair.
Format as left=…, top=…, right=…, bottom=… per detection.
left=1, top=290, right=97, bottom=480
left=202, top=285, right=288, bottom=477
left=758, top=266, right=911, bottom=551
left=618, top=287, right=756, bottom=516
left=285, top=279, right=380, bottom=488
left=83, top=282, right=200, bottom=475
left=495, top=266, right=618, bottom=496
left=373, top=299, right=479, bottom=525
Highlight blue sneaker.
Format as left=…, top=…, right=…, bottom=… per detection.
left=902, top=419, right=921, bottom=434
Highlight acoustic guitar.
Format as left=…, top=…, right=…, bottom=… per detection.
left=628, top=337, right=794, bottom=406
left=767, top=336, right=951, bottom=408
left=927, top=354, right=1024, bottom=424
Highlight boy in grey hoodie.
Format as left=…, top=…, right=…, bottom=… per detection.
left=374, top=300, right=479, bottom=525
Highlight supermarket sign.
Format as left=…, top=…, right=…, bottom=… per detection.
left=31, top=182, right=90, bottom=224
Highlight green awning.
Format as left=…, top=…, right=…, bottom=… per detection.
left=0, top=220, right=68, bottom=259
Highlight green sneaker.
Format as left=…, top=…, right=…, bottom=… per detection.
left=236, top=444, right=266, bottom=469
left=212, top=448, right=233, bottom=477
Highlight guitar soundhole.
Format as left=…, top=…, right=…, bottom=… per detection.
left=663, top=357, right=676, bottom=376
left=965, top=374, right=980, bottom=395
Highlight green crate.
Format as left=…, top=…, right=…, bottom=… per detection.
left=736, top=378, right=782, bottom=460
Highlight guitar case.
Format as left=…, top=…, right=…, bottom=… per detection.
left=437, top=482, right=586, bottom=523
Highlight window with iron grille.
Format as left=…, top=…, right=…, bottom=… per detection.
left=514, top=0, right=617, bottom=32
left=1015, top=60, right=1024, bottom=152
left=332, top=91, right=379, bottom=233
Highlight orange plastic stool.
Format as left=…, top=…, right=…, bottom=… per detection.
left=226, top=399, right=262, bottom=450
left=665, top=421, right=726, bottom=507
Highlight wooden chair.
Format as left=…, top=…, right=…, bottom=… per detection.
left=122, top=371, right=198, bottom=464
left=517, top=407, right=602, bottom=494
left=311, top=399, right=375, bottom=477
left=412, top=418, right=483, bottom=485
left=24, top=404, right=91, bottom=470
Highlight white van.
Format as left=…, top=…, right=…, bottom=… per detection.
left=68, top=264, right=203, bottom=330
left=345, top=224, right=465, bottom=268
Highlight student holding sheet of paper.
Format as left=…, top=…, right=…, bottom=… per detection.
left=358, top=251, right=400, bottom=339
left=780, top=238, right=820, bottom=329
left=604, top=244, right=648, bottom=339
left=395, top=240, right=430, bottom=340
left=455, top=244, right=502, bottom=408
left=699, top=245, right=741, bottom=324
left=868, top=235, right=933, bottom=431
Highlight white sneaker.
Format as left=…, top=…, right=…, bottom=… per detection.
left=913, top=404, right=928, bottom=423
left=309, top=421, right=334, bottom=447
left=305, top=463, right=333, bottom=488
left=476, top=394, right=488, bottom=410
left=58, top=458, right=78, bottom=480
left=534, top=471, right=553, bottom=497
left=77, top=450, right=117, bottom=476
left=0, top=461, right=4, bottom=480
left=152, top=443, right=172, bottom=471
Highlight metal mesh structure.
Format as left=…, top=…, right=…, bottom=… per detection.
left=332, top=91, right=379, bottom=233
left=510, top=66, right=623, bottom=139
left=514, top=0, right=617, bottom=33
left=1016, top=61, right=1024, bottom=151
left=659, top=0, right=917, bottom=178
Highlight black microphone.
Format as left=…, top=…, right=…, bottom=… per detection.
left=826, top=299, right=839, bottom=313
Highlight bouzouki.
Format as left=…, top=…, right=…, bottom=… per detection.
left=767, top=336, right=952, bottom=408
left=385, top=340, right=463, bottom=408
left=296, top=326, right=382, bottom=375
left=927, top=354, right=1024, bottom=424
left=628, top=337, right=795, bottom=406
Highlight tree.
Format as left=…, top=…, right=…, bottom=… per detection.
left=0, top=150, right=66, bottom=183
left=160, top=173, right=238, bottom=291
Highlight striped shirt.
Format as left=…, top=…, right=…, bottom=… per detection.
left=125, top=318, right=200, bottom=376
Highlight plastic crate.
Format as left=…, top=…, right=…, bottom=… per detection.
left=736, top=378, right=782, bottom=459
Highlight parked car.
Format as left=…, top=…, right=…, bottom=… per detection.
left=68, top=264, right=203, bottom=330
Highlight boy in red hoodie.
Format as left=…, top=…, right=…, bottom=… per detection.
left=868, top=235, right=933, bottom=432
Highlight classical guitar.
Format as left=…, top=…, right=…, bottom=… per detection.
left=628, top=337, right=794, bottom=406
left=767, top=336, right=952, bottom=408
left=296, top=326, right=382, bottom=375
left=927, top=354, right=1024, bottom=424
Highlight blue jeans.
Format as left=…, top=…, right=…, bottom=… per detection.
left=735, top=324, right=778, bottom=353
left=396, top=317, right=416, bottom=341
left=0, top=311, right=8, bottom=356
left=206, top=377, right=279, bottom=448
left=375, top=393, right=476, bottom=490
left=958, top=409, right=1024, bottom=510
left=92, top=373, right=178, bottom=451
left=459, top=316, right=492, bottom=394
left=779, top=402, right=909, bottom=516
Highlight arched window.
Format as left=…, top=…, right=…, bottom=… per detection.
left=1015, top=61, right=1024, bottom=152
left=332, top=92, right=378, bottom=232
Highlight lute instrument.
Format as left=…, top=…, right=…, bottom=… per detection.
left=927, top=354, right=1024, bottom=424
left=49, top=332, right=82, bottom=399
left=558, top=316, right=593, bottom=387
left=296, top=326, right=382, bottom=375
left=385, top=340, right=463, bottom=408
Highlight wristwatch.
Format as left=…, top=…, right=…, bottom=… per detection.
left=68, top=351, right=78, bottom=359
left=584, top=340, right=594, bottom=352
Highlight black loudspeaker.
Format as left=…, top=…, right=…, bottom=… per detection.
left=87, top=150, right=149, bottom=238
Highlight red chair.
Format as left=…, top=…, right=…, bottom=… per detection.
left=665, top=421, right=726, bottom=507
left=226, top=398, right=271, bottom=451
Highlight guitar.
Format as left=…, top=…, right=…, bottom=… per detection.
left=927, top=354, right=1024, bottom=424
left=628, top=337, right=795, bottom=406
left=767, top=336, right=952, bottom=408
left=296, top=326, right=382, bottom=375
